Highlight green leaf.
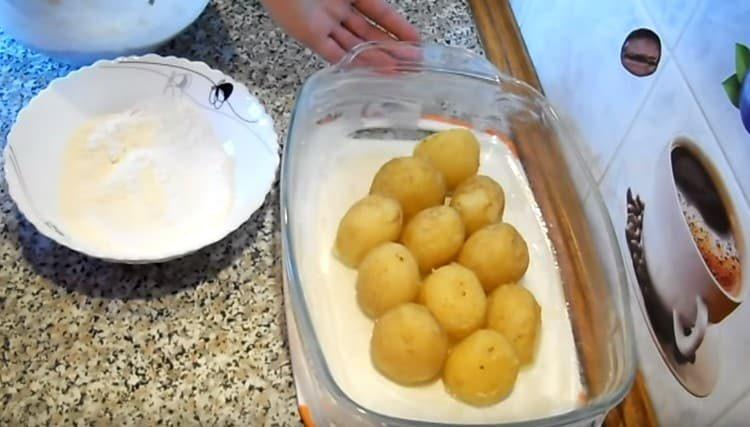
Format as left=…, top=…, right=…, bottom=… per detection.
left=736, top=43, right=750, bottom=84
left=723, top=74, right=741, bottom=108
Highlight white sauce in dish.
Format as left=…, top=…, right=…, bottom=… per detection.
left=293, top=119, right=584, bottom=423
left=59, top=96, right=233, bottom=258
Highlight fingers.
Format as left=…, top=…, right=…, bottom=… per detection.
left=308, top=0, right=419, bottom=65
left=314, top=37, right=348, bottom=64
left=353, top=0, right=420, bottom=42
left=343, top=12, right=393, bottom=43
left=343, top=13, right=422, bottom=67
left=331, top=25, right=366, bottom=52
left=324, top=0, right=354, bottom=25
left=332, top=26, right=397, bottom=68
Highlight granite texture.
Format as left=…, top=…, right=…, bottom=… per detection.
left=0, top=1, right=481, bottom=425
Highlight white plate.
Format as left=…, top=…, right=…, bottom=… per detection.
left=4, top=54, right=279, bottom=263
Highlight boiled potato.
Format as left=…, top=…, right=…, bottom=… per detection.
left=335, top=194, right=402, bottom=267
left=370, top=157, right=446, bottom=219
left=443, top=329, right=520, bottom=406
left=421, top=264, right=487, bottom=340
left=371, top=303, right=449, bottom=385
left=357, top=243, right=421, bottom=318
left=487, top=284, right=541, bottom=364
left=458, top=223, right=529, bottom=292
left=414, top=128, right=480, bottom=190
left=450, top=175, right=505, bottom=235
left=402, top=206, right=465, bottom=273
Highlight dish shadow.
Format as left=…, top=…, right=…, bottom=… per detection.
left=270, top=224, right=290, bottom=345
left=158, top=1, right=236, bottom=72
left=16, top=192, right=276, bottom=300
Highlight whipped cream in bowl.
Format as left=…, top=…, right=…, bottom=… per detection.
left=5, top=55, right=278, bottom=263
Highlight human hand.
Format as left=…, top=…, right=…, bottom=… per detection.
left=261, top=0, right=420, bottom=64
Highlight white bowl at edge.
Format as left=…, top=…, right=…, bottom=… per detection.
left=4, top=54, right=279, bottom=263
left=0, top=0, right=209, bottom=65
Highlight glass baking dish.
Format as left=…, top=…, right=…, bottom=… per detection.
left=280, top=42, right=635, bottom=426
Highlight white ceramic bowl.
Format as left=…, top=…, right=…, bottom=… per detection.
left=4, top=54, right=279, bottom=263
left=0, top=0, right=209, bottom=65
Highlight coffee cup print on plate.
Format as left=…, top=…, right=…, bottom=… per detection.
left=643, top=137, right=743, bottom=358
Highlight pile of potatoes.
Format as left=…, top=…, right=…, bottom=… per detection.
left=334, top=128, right=542, bottom=407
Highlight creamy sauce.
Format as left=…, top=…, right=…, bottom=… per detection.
left=293, top=120, right=584, bottom=423
left=59, top=97, right=233, bottom=258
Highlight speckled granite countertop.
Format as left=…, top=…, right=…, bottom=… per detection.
left=0, top=1, right=481, bottom=425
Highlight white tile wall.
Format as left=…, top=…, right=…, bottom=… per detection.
left=674, top=0, right=750, bottom=204
left=515, top=1, right=750, bottom=423
left=641, top=0, right=700, bottom=49
left=509, top=0, right=534, bottom=29
left=517, top=0, right=661, bottom=181
left=599, top=58, right=750, bottom=426
left=713, top=390, right=750, bottom=427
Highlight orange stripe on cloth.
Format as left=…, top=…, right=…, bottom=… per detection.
left=299, top=405, right=315, bottom=427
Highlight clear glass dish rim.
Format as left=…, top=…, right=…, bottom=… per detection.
left=280, top=41, right=636, bottom=426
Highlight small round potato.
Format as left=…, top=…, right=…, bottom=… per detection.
left=371, top=303, right=449, bottom=385
left=370, top=157, right=446, bottom=219
left=421, top=264, right=487, bottom=340
left=335, top=195, right=403, bottom=267
left=402, top=206, right=466, bottom=273
left=486, top=284, right=541, bottom=364
left=443, top=329, right=520, bottom=406
left=414, top=128, right=480, bottom=190
left=450, top=175, right=505, bottom=235
left=458, top=223, right=529, bottom=292
left=357, top=243, right=421, bottom=318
